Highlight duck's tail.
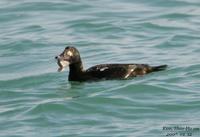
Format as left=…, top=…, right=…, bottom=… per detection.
left=151, top=65, right=168, bottom=72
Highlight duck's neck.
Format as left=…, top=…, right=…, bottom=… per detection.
left=68, top=61, right=85, bottom=81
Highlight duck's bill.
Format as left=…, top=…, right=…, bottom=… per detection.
left=57, top=60, right=69, bottom=72
left=58, top=67, right=65, bottom=72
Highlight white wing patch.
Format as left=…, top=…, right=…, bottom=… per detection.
left=125, top=65, right=137, bottom=78
left=100, top=67, right=109, bottom=71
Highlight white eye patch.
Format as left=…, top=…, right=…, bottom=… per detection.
left=67, top=51, right=73, bottom=56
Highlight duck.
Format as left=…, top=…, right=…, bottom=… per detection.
left=55, top=46, right=167, bottom=82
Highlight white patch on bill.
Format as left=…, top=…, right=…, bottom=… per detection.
left=58, top=67, right=65, bottom=72
left=60, top=60, right=69, bottom=67
left=58, top=61, right=69, bottom=72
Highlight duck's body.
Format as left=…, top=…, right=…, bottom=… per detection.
left=55, top=47, right=167, bottom=82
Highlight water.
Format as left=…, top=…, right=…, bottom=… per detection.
left=0, top=0, right=200, bottom=136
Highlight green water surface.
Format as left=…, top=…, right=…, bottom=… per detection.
left=0, top=0, right=200, bottom=136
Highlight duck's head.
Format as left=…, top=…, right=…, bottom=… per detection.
left=55, top=46, right=81, bottom=72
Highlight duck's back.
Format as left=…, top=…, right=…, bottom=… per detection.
left=86, top=64, right=150, bottom=80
